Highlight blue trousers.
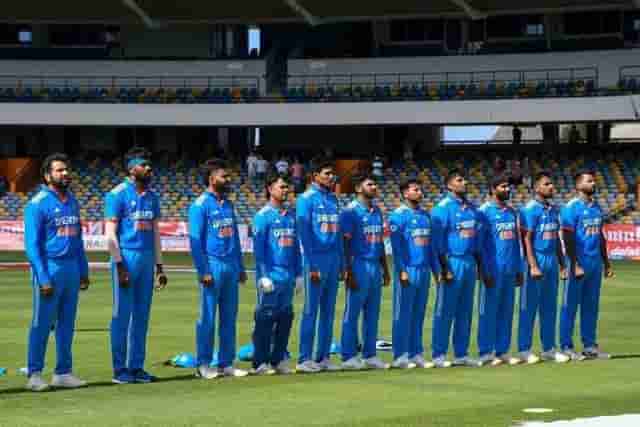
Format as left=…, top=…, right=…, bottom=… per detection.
left=196, top=258, right=240, bottom=368
left=560, top=262, right=603, bottom=350
left=517, top=254, right=559, bottom=353
left=478, top=270, right=516, bottom=357
left=432, top=256, right=476, bottom=359
left=110, top=248, right=155, bottom=372
left=341, top=258, right=383, bottom=361
left=392, top=265, right=430, bottom=359
left=252, top=277, right=294, bottom=368
left=28, top=258, right=80, bottom=376
left=299, top=253, right=340, bottom=364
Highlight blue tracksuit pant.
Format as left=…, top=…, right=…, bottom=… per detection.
left=28, top=257, right=80, bottom=376
left=196, top=258, right=240, bottom=368
left=392, top=265, right=430, bottom=359
left=560, top=262, right=603, bottom=350
left=478, top=271, right=516, bottom=357
left=341, top=258, right=383, bottom=361
left=432, top=256, right=476, bottom=359
left=110, top=248, right=155, bottom=372
left=299, top=253, right=340, bottom=364
left=518, top=254, right=559, bottom=353
left=252, top=277, right=295, bottom=368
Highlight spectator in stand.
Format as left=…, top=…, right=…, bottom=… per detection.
left=247, top=151, right=258, bottom=183
left=0, top=174, right=7, bottom=198
left=372, top=155, right=384, bottom=179
left=513, top=126, right=522, bottom=145
left=569, top=125, right=580, bottom=145
left=403, top=140, right=414, bottom=162
left=290, top=157, right=305, bottom=193
left=493, top=155, right=506, bottom=176
left=276, top=155, right=289, bottom=174
left=510, top=158, right=523, bottom=186
left=256, top=154, right=269, bottom=183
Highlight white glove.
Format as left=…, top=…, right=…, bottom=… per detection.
left=258, top=277, right=274, bottom=293
left=295, top=277, right=304, bottom=295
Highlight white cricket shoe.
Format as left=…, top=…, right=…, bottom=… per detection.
left=222, top=366, right=249, bottom=377
left=391, top=354, right=415, bottom=369
left=563, top=349, right=586, bottom=361
left=516, top=351, right=541, bottom=365
left=363, top=357, right=390, bottom=370
left=409, top=355, right=434, bottom=369
left=296, top=360, right=321, bottom=374
left=499, top=355, right=521, bottom=366
left=433, top=356, right=452, bottom=368
left=317, top=358, right=342, bottom=372
left=583, top=346, right=611, bottom=360
left=453, top=356, right=483, bottom=368
left=196, top=365, right=220, bottom=379
left=477, top=353, right=496, bottom=367
left=541, top=350, right=570, bottom=363
left=274, top=360, right=293, bottom=375
left=51, top=373, right=87, bottom=389
left=342, top=357, right=366, bottom=371
left=26, top=373, right=49, bottom=392
left=251, top=363, right=275, bottom=376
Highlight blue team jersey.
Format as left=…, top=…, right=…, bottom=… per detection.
left=188, top=191, right=245, bottom=278
left=296, top=184, right=343, bottom=267
left=431, top=193, right=480, bottom=258
left=104, top=179, right=160, bottom=251
left=341, top=199, right=385, bottom=260
left=478, top=201, right=522, bottom=274
left=561, top=197, right=604, bottom=263
left=520, top=199, right=560, bottom=255
left=389, top=204, right=440, bottom=274
left=24, top=186, right=89, bottom=285
left=253, top=204, right=302, bottom=282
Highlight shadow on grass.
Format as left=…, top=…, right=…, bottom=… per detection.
left=0, top=373, right=197, bottom=396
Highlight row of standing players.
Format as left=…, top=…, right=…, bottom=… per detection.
left=22, top=153, right=614, bottom=391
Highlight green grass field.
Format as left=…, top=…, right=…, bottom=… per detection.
left=1, top=258, right=639, bottom=427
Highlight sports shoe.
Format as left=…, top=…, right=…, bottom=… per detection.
left=296, top=360, right=321, bottom=374
left=251, top=363, right=275, bottom=376
left=273, top=360, right=293, bottom=375
left=26, top=373, right=49, bottom=392
left=51, top=373, right=87, bottom=389
left=563, top=349, right=586, bottom=361
left=131, top=369, right=157, bottom=383
left=499, top=355, right=522, bottom=366
left=433, top=356, right=452, bottom=368
left=583, top=346, right=611, bottom=360
left=541, top=350, right=570, bottom=363
left=222, top=366, right=249, bottom=377
left=342, top=357, right=366, bottom=370
left=112, top=369, right=134, bottom=384
left=317, top=358, right=342, bottom=372
left=477, top=353, right=496, bottom=367
left=453, top=356, right=483, bottom=368
left=363, top=357, right=390, bottom=370
left=516, top=351, right=541, bottom=365
left=391, top=354, right=415, bottom=369
left=409, top=355, right=434, bottom=369
left=196, top=365, right=220, bottom=379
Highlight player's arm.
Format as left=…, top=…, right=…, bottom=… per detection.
left=296, top=196, right=319, bottom=280
left=188, top=202, right=211, bottom=284
left=104, top=191, right=129, bottom=287
left=231, top=207, right=246, bottom=283
left=600, top=228, right=613, bottom=278
left=77, top=214, right=90, bottom=290
left=560, top=205, right=582, bottom=279
left=389, top=213, right=409, bottom=287
left=340, top=210, right=355, bottom=289
left=253, top=213, right=268, bottom=281
left=521, top=208, right=542, bottom=280
left=475, top=211, right=493, bottom=288
left=153, top=219, right=168, bottom=290
left=514, top=214, right=524, bottom=286
left=431, top=205, right=453, bottom=284
left=24, top=202, right=52, bottom=295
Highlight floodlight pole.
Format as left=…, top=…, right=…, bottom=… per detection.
left=284, top=0, right=322, bottom=26
left=122, top=0, right=157, bottom=28
left=448, top=0, right=487, bottom=20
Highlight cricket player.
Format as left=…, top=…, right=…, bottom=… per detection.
left=251, top=173, right=302, bottom=375
left=477, top=175, right=524, bottom=367
left=296, top=159, right=345, bottom=373
left=431, top=169, right=491, bottom=368
left=24, top=153, right=90, bottom=391
left=559, top=170, right=613, bottom=360
left=189, top=159, right=248, bottom=379
left=515, top=171, right=569, bottom=364
left=340, top=174, right=390, bottom=370
left=389, top=178, right=440, bottom=369
left=105, top=148, right=168, bottom=384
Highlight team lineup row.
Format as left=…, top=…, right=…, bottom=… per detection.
left=21, top=149, right=613, bottom=391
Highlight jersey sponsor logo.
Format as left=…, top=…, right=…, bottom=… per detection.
left=456, top=219, right=476, bottom=239
left=274, top=225, right=296, bottom=247
left=54, top=215, right=80, bottom=227
left=582, top=217, right=602, bottom=236
left=496, top=221, right=516, bottom=240
left=130, top=210, right=154, bottom=220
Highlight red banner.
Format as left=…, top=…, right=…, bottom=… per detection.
left=604, top=224, right=640, bottom=260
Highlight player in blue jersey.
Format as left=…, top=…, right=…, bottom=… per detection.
left=431, top=169, right=491, bottom=368
left=296, top=159, right=345, bottom=373
left=105, top=147, right=168, bottom=384
left=340, top=174, right=390, bottom=371
left=515, top=171, right=569, bottom=365
left=476, top=175, right=524, bottom=367
left=389, top=178, right=440, bottom=369
left=189, top=159, right=248, bottom=379
left=560, top=170, right=614, bottom=361
left=251, top=172, right=302, bottom=375
left=24, top=153, right=90, bottom=391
